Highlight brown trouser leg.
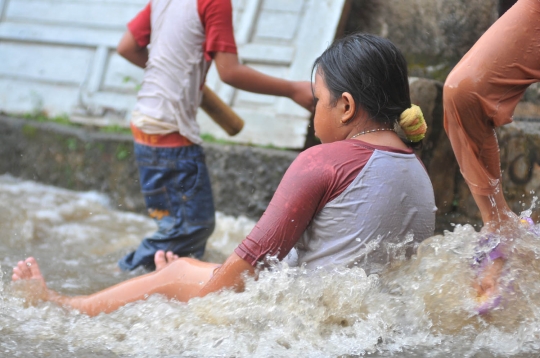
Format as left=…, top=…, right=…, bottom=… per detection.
left=443, top=0, right=540, bottom=223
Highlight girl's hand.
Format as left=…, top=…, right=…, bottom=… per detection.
left=290, top=81, right=314, bottom=112
left=197, top=253, right=255, bottom=297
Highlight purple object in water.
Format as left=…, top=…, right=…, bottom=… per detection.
left=471, top=233, right=506, bottom=315
left=476, top=294, right=502, bottom=315
left=472, top=216, right=537, bottom=315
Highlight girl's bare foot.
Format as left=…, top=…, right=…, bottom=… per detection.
left=154, top=250, right=179, bottom=271
left=12, top=257, right=50, bottom=303
left=12, top=257, right=46, bottom=284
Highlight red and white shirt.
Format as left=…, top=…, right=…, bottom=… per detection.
left=127, top=0, right=237, bottom=144
left=235, top=140, right=437, bottom=274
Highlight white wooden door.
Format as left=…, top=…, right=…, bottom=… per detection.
left=0, top=0, right=346, bottom=148
left=0, top=0, right=146, bottom=122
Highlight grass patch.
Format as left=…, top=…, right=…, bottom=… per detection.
left=100, top=124, right=132, bottom=135
left=115, top=143, right=131, bottom=160
left=16, top=112, right=132, bottom=134
left=22, top=112, right=72, bottom=126
left=200, top=133, right=237, bottom=145
left=21, top=124, right=38, bottom=138
left=14, top=112, right=292, bottom=151
left=66, top=138, right=78, bottom=151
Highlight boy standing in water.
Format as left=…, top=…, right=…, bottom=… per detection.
left=116, top=0, right=313, bottom=271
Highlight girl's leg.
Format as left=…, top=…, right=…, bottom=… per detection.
left=13, top=257, right=219, bottom=317
left=443, top=0, right=540, bottom=227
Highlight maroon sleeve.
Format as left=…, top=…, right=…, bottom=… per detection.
left=127, top=2, right=151, bottom=48
left=234, top=141, right=377, bottom=267
left=198, top=0, right=238, bottom=61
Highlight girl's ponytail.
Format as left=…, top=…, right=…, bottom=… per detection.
left=399, top=104, right=427, bottom=142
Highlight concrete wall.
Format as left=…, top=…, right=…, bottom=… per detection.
left=346, top=0, right=499, bottom=80
left=0, top=115, right=297, bottom=220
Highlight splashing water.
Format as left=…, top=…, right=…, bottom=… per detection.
left=2, top=175, right=540, bottom=357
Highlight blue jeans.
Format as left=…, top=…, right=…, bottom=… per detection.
left=118, top=143, right=216, bottom=271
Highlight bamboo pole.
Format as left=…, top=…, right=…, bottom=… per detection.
left=200, top=85, right=245, bottom=136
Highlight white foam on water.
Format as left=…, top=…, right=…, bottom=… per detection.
left=2, top=175, right=540, bottom=357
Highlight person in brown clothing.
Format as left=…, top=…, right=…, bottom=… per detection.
left=443, top=0, right=540, bottom=307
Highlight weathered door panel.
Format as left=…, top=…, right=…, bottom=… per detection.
left=0, top=0, right=346, bottom=148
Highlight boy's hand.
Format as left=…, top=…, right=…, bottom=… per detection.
left=290, top=81, right=314, bottom=112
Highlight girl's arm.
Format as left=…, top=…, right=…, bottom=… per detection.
left=213, top=52, right=314, bottom=111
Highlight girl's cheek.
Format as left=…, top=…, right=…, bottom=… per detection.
left=313, top=117, right=321, bottom=137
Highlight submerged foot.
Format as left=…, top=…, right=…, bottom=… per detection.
left=154, top=250, right=179, bottom=271
left=474, top=257, right=505, bottom=314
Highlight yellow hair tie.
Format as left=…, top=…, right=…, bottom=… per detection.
left=399, top=104, right=427, bottom=142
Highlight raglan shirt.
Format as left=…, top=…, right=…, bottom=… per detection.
left=127, top=0, right=237, bottom=143
left=235, top=140, right=437, bottom=274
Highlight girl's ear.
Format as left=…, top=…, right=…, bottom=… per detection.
left=339, top=92, right=356, bottom=124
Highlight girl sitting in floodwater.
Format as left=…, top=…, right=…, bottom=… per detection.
left=12, top=33, right=437, bottom=316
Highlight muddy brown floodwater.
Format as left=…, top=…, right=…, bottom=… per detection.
left=2, top=174, right=540, bottom=357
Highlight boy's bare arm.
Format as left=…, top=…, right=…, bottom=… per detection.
left=214, top=52, right=314, bottom=111
left=117, top=31, right=149, bottom=69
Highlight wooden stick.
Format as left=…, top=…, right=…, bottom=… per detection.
left=200, top=85, right=245, bottom=136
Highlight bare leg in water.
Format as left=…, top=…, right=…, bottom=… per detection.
left=472, top=184, right=524, bottom=302
left=12, top=251, right=254, bottom=317
left=12, top=256, right=220, bottom=316
left=472, top=184, right=517, bottom=231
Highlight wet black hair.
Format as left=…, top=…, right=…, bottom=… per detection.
left=312, top=33, right=411, bottom=127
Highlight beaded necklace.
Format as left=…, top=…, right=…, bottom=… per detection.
left=350, top=128, right=395, bottom=139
